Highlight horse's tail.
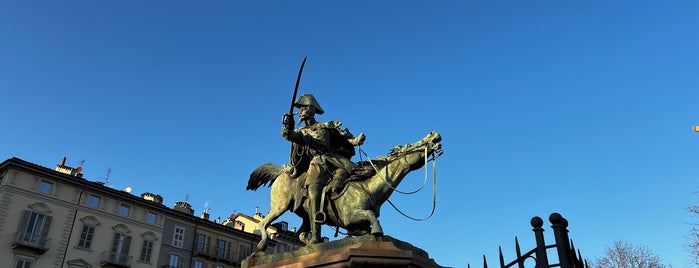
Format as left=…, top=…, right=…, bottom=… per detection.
left=246, top=163, right=283, bottom=191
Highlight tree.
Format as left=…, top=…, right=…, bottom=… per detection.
left=592, top=241, right=665, bottom=268
left=688, top=204, right=699, bottom=266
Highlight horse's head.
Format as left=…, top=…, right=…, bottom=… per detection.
left=384, top=131, right=443, bottom=170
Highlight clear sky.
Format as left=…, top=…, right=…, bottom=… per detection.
left=1, top=1, right=698, bottom=267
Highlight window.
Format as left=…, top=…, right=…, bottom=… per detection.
left=14, top=259, right=32, bottom=268
left=77, top=224, right=95, bottom=249
left=118, top=204, right=130, bottom=217
left=13, top=255, right=35, bottom=268
left=110, top=233, right=132, bottom=261
left=238, top=244, right=251, bottom=261
left=38, top=181, right=52, bottom=194
left=215, top=265, right=224, bottom=268
left=193, top=260, right=205, bottom=268
left=196, top=234, right=209, bottom=253
left=139, top=240, right=154, bottom=262
left=146, top=212, right=157, bottom=224
left=87, top=195, right=100, bottom=208
left=217, top=239, right=230, bottom=259
left=172, top=226, right=185, bottom=248
left=169, top=254, right=180, bottom=268
left=278, top=243, right=288, bottom=253
left=17, top=211, right=52, bottom=246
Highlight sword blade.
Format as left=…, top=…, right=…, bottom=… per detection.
left=289, top=57, right=307, bottom=114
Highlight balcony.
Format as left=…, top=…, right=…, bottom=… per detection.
left=12, top=232, right=50, bottom=254
left=100, top=251, right=132, bottom=267
left=193, top=244, right=239, bottom=264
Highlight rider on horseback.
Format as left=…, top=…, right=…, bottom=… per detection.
left=281, top=93, right=365, bottom=244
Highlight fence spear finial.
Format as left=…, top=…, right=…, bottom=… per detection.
left=499, top=246, right=505, bottom=267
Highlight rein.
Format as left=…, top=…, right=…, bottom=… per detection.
left=357, top=144, right=441, bottom=221
left=358, top=146, right=432, bottom=194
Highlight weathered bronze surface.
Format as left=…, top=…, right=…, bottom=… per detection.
left=247, top=89, right=442, bottom=252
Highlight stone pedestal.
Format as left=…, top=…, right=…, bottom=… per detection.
left=243, top=235, right=445, bottom=268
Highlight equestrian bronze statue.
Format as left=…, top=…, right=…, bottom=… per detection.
left=247, top=95, right=442, bottom=251
left=246, top=59, right=442, bottom=252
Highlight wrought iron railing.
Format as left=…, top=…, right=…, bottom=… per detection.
left=472, top=213, right=588, bottom=268
left=12, top=232, right=50, bottom=253
left=193, top=244, right=239, bottom=263
left=101, top=251, right=132, bottom=267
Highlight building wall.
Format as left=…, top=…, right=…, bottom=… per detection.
left=157, top=217, right=195, bottom=267
left=0, top=169, right=76, bottom=268
left=0, top=157, right=305, bottom=268
left=0, top=158, right=168, bottom=268
left=231, top=213, right=304, bottom=255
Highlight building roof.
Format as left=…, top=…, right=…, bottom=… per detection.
left=0, top=156, right=261, bottom=240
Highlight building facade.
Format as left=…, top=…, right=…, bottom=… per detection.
left=0, top=157, right=303, bottom=268
left=227, top=212, right=304, bottom=255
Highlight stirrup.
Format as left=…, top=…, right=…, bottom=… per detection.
left=316, top=186, right=328, bottom=224
left=315, top=211, right=326, bottom=224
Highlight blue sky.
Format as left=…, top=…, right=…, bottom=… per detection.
left=2, top=1, right=698, bottom=267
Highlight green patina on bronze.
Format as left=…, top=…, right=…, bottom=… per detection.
left=247, top=90, right=443, bottom=253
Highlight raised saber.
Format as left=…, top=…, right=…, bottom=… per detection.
left=284, top=57, right=307, bottom=170
left=288, top=57, right=307, bottom=115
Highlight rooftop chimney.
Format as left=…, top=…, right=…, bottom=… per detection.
left=173, top=202, right=194, bottom=215
left=141, top=192, right=163, bottom=204
left=55, top=156, right=83, bottom=177
left=201, top=208, right=210, bottom=220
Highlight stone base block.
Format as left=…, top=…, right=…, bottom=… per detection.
left=243, top=235, right=445, bottom=268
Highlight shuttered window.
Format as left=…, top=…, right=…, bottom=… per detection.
left=17, top=211, right=52, bottom=244
left=111, top=233, right=132, bottom=258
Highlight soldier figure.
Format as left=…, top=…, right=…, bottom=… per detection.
left=281, top=93, right=365, bottom=244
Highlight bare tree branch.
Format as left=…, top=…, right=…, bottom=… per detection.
left=593, top=241, right=665, bottom=268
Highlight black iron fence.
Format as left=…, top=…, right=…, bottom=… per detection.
left=472, top=213, right=588, bottom=268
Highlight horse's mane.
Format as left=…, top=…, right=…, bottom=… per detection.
left=349, top=143, right=416, bottom=180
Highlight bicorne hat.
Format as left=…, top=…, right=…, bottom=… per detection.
left=293, top=94, right=325, bottom=114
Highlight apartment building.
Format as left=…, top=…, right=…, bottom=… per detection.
left=0, top=157, right=303, bottom=268
left=156, top=202, right=262, bottom=268
left=227, top=212, right=305, bottom=255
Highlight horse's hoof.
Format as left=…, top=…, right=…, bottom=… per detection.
left=371, top=227, right=384, bottom=236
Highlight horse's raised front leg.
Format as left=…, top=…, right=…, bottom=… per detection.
left=347, top=209, right=383, bottom=236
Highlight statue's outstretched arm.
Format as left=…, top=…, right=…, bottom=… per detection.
left=349, top=133, right=366, bottom=146
left=331, top=121, right=365, bottom=146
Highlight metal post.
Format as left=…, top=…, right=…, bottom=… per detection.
left=550, top=213, right=572, bottom=268
left=530, top=216, right=549, bottom=268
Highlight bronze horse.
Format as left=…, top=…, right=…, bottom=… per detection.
left=246, top=131, right=442, bottom=251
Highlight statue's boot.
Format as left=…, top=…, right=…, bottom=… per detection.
left=308, top=184, right=323, bottom=244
